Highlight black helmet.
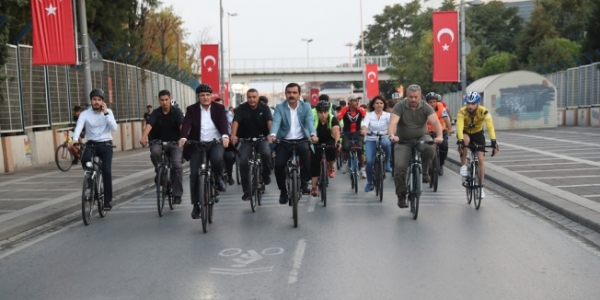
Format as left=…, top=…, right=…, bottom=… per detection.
left=425, top=92, right=437, bottom=100
left=316, top=100, right=330, bottom=112
left=195, top=83, right=213, bottom=94
left=89, top=88, right=105, bottom=100
left=318, top=94, right=329, bottom=101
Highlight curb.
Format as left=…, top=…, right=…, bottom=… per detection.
left=445, top=153, right=600, bottom=234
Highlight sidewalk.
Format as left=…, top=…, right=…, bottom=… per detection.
left=0, top=148, right=158, bottom=240
left=446, top=126, right=600, bottom=234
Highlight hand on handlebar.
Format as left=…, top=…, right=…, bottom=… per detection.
left=434, top=136, right=443, bottom=145
left=311, top=135, right=319, bottom=143
left=268, top=135, right=276, bottom=144
left=140, top=136, right=148, bottom=147
left=178, top=138, right=186, bottom=148
left=231, top=135, right=238, bottom=145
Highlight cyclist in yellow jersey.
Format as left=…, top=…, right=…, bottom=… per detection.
left=456, top=92, right=499, bottom=198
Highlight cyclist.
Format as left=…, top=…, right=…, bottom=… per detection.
left=259, top=95, right=275, bottom=116
left=178, top=83, right=230, bottom=220
left=456, top=91, right=499, bottom=199
left=268, top=83, right=318, bottom=204
left=391, top=92, right=402, bottom=103
left=361, top=96, right=392, bottom=192
left=338, top=94, right=367, bottom=178
left=425, top=92, right=452, bottom=175
left=309, top=100, right=341, bottom=196
left=214, top=97, right=236, bottom=185
left=69, top=105, right=84, bottom=164
left=73, top=89, right=118, bottom=210
left=387, top=84, right=443, bottom=208
left=140, top=90, right=184, bottom=205
left=436, top=93, right=453, bottom=126
left=231, top=88, right=273, bottom=202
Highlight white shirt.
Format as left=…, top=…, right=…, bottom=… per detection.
left=363, top=111, right=390, bottom=141
left=73, top=108, right=118, bottom=142
left=200, top=105, right=222, bottom=142
left=284, top=103, right=304, bottom=140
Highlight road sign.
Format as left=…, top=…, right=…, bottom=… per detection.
left=88, top=37, right=104, bottom=72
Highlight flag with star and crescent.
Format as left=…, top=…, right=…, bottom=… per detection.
left=365, top=64, right=379, bottom=99
left=200, top=44, right=220, bottom=99
left=31, top=0, right=77, bottom=65
left=432, top=11, right=459, bottom=82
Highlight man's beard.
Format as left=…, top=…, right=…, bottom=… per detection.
left=92, top=105, right=102, bottom=111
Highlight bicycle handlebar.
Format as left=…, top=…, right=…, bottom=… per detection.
left=398, top=140, right=434, bottom=146
left=149, top=139, right=179, bottom=146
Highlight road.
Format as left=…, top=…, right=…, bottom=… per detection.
left=1, top=165, right=600, bottom=299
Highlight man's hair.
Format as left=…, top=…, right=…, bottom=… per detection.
left=259, top=96, right=269, bottom=104
left=158, top=90, right=171, bottom=98
left=247, top=88, right=259, bottom=95
left=339, top=100, right=347, bottom=106
left=387, top=100, right=396, bottom=109
left=285, top=83, right=301, bottom=93
left=368, top=95, right=389, bottom=112
left=406, top=84, right=421, bottom=94
left=73, top=105, right=82, bottom=112
left=147, top=105, right=152, bottom=109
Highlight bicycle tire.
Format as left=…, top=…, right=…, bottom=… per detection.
left=432, top=153, right=440, bottom=192
left=97, top=170, right=107, bottom=218
left=336, top=152, right=342, bottom=170
left=378, top=157, right=384, bottom=202
left=374, top=157, right=380, bottom=197
left=208, top=177, right=214, bottom=224
left=412, top=166, right=420, bottom=220
left=473, top=162, right=482, bottom=209
left=235, top=156, right=241, bottom=185
left=292, top=169, right=299, bottom=228
left=321, top=160, right=327, bottom=206
left=81, top=174, right=93, bottom=225
left=157, top=167, right=166, bottom=217
left=55, top=144, right=74, bottom=171
left=199, top=174, right=208, bottom=233
left=257, top=161, right=263, bottom=206
left=250, top=164, right=257, bottom=212
left=167, top=168, right=174, bottom=210
left=208, top=201, right=213, bottom=224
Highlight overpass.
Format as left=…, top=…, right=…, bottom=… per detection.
left=229, top=56, right=392, bottom=83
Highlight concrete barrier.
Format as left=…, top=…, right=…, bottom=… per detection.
left=4, top=135, right=32, bottom=171
left=591, top=107, right=599, bottom=126
left=0, top=138, right=5, bottom=173
left=565, top=108, right=577, bottom=125
left=577, top=107, right=590, bottom=126
left=31, top=130, right=55, bottom=166
left=557, top=108, right=565, bottom=126
left=120, top=122, right=133, bottom=151
left=132, top=121, right=142, bottom=149
left=112, top=127, right=122, bottom=151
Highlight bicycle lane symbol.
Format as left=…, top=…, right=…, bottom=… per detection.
left=209, top=247, right=285, bottom=276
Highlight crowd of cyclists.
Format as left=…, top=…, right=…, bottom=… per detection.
left=71, top=81, right=499, bottom=218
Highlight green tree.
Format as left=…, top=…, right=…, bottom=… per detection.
left=515, top=0, right=558, bottom=64
left=539, top=0, right=586, bottom=42
left=466, top=1, right=523, bottom=55
left=478, top=52, right=517, bottom=78
left=582, top=0, right=600, bottom=52
left=528, top=38, right=581, bottom=67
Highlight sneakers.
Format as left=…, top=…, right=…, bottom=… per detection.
left=364, top=183, right=373, bottom=192
left=191, top=204, right=200, bottom=219
left=103, top=202, right=112, bottom=211
left=422, top=174, right=430, bottom=183
left=228, top=176, right=235, bottom=186
left=279, top=191, right=288, bottom=204
left=460, top=165, right=468, bottom=176
left=386, top=164, right=393, bottom=173
left=481, top=188, right=486, bottom=198
left=310, top=187, right=318, bottom=197
left=327, top=166, right=335, bottom=178
left=398, top=194, right=407, bottom=208
left=173, top=196, right=182, bottom=205
left=360, top=167, right=366, bottom=179
left=438, top=165, right=444, bottom=176
left=342, top=160, right=348, bottom=174
left=301, top=183, right=311, bottom=195
left=263, top=175, right=271, bottom=185
left=241, top=192, right=251, bottom=202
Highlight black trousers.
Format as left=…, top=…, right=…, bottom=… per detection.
left=310, top=140, right=336, bottom=177
left=224, top=151, right=235, bottom=178
left=274, top=140, right=311, bottom=192
left=189, top=143, right=224, bottom=205
left=238, top=140, right=272, bottom=194
left=81, top=141, right=114, bottom=203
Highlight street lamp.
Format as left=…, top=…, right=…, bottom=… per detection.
left=460, top=0, right=483, bottom=98
left=301, top=38, right=313, bottom=67
left=345, top=43, right=355, bottom=67
left=360, top=0, right=366, bottom=102
left=227, top=12, right=238, bottom=99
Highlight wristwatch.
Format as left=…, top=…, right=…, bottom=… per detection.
left=104, top=112, right=109, bottom=116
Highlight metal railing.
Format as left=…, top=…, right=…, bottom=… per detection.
left=545, top=63, right=600, bottom=108
left=229, top=56, right=391, bottom=73
left=1, top=44, right=196, bottom=134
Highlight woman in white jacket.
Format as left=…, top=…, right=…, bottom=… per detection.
left=360, top=96, right=392, bottom=192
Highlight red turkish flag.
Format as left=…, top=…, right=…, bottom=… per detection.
left=224, top=82, right=229, bottom=107
left=433, top=11, right=459, bottom=82
left=310, top=88, right=319, bottom=106
left=31, top=0, right=77, bottom=65
left=200, top=44, right=220, bottom=98
left=365, top=64, right=379, bottom=99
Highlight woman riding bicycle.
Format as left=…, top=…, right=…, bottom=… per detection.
left=361, top=96, right=392, bottom=192
left=309, top=100, right=341, bottom=197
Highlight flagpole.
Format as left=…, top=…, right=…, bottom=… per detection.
left=219, top=0, right=225, bottom=98
left=360, top=0, right=366, bottom=103
left=460, top=0, right=467, bottom=99
left=77, top=0, right=92, bottom=105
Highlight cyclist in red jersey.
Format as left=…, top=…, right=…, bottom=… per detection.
left=337, top=94, right=367, bottom=178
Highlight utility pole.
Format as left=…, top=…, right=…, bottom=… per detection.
left=219, top=0, right=225, bottom=97
left=360, top=0, right=366, bottom=103
left=77, top=0, right=92, bottom=104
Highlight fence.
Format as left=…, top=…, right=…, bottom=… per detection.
left=0, top=44, right=196, bottom=134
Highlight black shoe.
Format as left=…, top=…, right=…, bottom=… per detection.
left=103, top=202, right=112, bottom=211
left=301, top=184, right=310, bottom=195
left=263, top=175, right=271, bottom=185
left=279, top=191, right=288, bottom=204
left=173, top=196, right=182, bottom=205
left=242, top=193, right=251, bottom=202
left=191, top=204, right=200, bottom=219
left=438, top=165, right=444, bottom=176
left=216, top=180, right=226, bottom=192
left=228, top=176, right=235, bottom=186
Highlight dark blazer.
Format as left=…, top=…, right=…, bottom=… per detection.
left=180, top=102, right=230, bottom=161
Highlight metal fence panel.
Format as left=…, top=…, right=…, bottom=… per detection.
left=0, top=45, right=23, bottom=133
left=127, top=65, right=139, bottom=120
left=566, top=68, right=578, bottom=107
left=114, top=63, right=128, bottom=121
left=48, top=65, right=70, bottom=125
left=19, top=46, right=49, bottom=128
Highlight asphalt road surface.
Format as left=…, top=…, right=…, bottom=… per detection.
left=1, top=166, right=600, bottom=300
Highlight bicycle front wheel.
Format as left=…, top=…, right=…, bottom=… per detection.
left=473, top=162, right=482, bottom=209
left=411, top=166, right=421, bottom=220
left=55, top=144, right=74, bottom=171
left=167, top=169, right=174, bottom=210
left=157, top=167, right=167, bottom=217
left=199, top=174, right=208, bottom=233
left=97, top=171, right=107, bottom=218
left=235, top=156, right=241, bottom=185
left=81, top=175, right=93, bottom=225
left=250, top=164, right=257, bottom=212
left=432, top=153, right=440, bottom=192
left=321, top=160, right=327, bottom=206
left=291, top=169, right=299, bottom=228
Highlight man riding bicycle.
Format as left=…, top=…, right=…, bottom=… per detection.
left=309, top=100, right=341, bottom=196
left=140, top=90, right=185, bottom=205
left=387, top=84, right=443, bottom=208
left=231, top=88, right=273, bottom=202
left=425, top=92, right=452, bottom=175
left=456, top=91, right=499, bottom=199
left=338, top=94, right=367, bottom=178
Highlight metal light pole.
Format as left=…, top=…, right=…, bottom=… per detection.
left=360, top=0, right=366, bottom=102
left=227, top=12, right=238, bottom=90
left=77, top=0, right=92, bottom=104
left=219, top=0, right=225, bottom=96
left=172, top=28, right=181, bottom=71
left=301, top=38, right=313, bottom=67
left=345, top=43, right=355, bottom=67
left=460, top=0, right=483, bottom=98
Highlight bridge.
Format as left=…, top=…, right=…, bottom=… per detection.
left=229, top=56, right=392, bottom=83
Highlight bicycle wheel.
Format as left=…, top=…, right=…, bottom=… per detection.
left=208, top=179, right=214, bottom=224
left=55, top=144, right=74, bottom=171
left=473, top=162, right=483, bottom=209
left=291, top=169, right=299, bottom=228
left=250, top=164, right=257, bottom=212
left=235, top=156, right=241, bottom=185
left=321, top=160, right=327, bottom=206
left=97, top=171, right=107, bottom=218
left=374, top=157, right=380, bottom=197
left=167, top=169, right=174, bottom=210
left=378, top=157, right=384, bottom=202
left=81, top=174, right=93, bottom=225
left=432, top=153, right=440, bottom=192
left=336, top=151, right=342, bottom=170
left=199, top=174, right=208, bottom=233
left=257, top=161, right=263, bottom=206
left=157, top=167, right=166, bottom=217
left=411, top=166, right=421, bottom=220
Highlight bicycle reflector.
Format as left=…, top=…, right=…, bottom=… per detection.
left=86, top=162, right=93, bottom=168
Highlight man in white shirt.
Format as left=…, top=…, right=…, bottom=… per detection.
left=73, top=89, right=119, bottom=210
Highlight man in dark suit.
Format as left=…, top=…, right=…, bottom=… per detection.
left=178, top=83, right=230, bottom=219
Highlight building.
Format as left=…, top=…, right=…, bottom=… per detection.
left=424, top=0, right=535, bottom=21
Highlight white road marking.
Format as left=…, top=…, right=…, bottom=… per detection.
left=209, top=266, right=273, bottom=275
left=583, top=195, right=600, bottom=198
left=498, top=162, right=581, bottom=168
left=554, top=184, right=600, bottom=188
left=307, top=198, right=317, bottom=212
left=551, top=130, right=600, bottom=137
left=288, top=239, right=306, bottom=284
left=502, top=132, right=600, bottom=147
left=533, top=175, right=600, bottom=180
left=516, top=167, right=600, bottom=173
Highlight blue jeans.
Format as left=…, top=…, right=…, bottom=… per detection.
left=365, top=138, right=391, bottom=184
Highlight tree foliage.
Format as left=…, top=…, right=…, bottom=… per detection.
left=582, top=0, right=600, bottom=52
left=478, top=52, right=517, bottom=78
left=528, top=38, right=581, bottom=67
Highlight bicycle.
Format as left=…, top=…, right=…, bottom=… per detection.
left=187, top=140, right=221, bottom=233
left=368, top=132, right=387, bottom=202
left=428, top=133, right=441, bottom=193
left=461, top=142, right=496, bottom=210
left=151, top=140, right=178, bottom=217
left=343, top=132, right=362, bottom=194
left=313, top=143, right=338, bottom=207
left=277, top=139, right=311, bottom=228
left=81, top=143, right=116, bottom=225
left=398, top=140, right=434, bottom=220
left=55, top=141, right=85, bottom=171
left=239, top=136, right=267, bottom=212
